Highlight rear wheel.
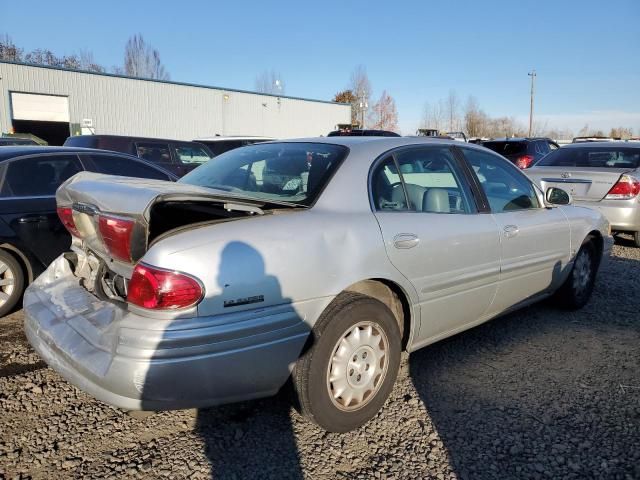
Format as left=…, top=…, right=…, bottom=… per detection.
left=293, top=293, right=401, bottom=432
left=555, top=241, right=597, bottom=310
left=0, top=250, right=25, bottom=317
left=633, top=231, right=640, bottom=248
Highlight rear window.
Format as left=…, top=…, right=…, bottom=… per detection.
left=536, top=147, right=640, bottom=168
left=483, top=141, right=527, bottom=156
left=180, top=142, right=348, bottom=206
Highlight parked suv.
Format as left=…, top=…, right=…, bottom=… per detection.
left=482, top=137, right=559, bottom=169
left=0, top=146, right=176, bottom=317
left=64, top=135, right=214, bottom=177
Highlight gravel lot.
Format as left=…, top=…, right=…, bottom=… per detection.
left=1, top=238, right=639, bottom=479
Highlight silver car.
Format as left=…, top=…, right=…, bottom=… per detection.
left=24, top=137, right=612, bottom=432
left=528, top=142, right=640, bottom=247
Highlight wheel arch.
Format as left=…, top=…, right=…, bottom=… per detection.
left=0, top=243, right=35, bottom=283
left=584, top=230, right=604, bottom=267
left=344, top=278, right=414, bottom=350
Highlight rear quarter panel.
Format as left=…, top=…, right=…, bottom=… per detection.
left=141, top=208, right=418, bottom=325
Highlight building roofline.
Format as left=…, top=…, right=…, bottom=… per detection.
left=0, top=60, right=350, bottom=107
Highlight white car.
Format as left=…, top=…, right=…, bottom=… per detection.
left=25, top=137, right=612, bottom=432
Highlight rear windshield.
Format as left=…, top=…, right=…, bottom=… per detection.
left=483, top=141, right=527, bottom=156
left=536, top=147, right=640, bottom=168
left=179, top=142, right=348, bottom=206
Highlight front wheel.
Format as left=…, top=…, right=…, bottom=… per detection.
left=633, top=231, right=640, bottom=248
left=555, top=241, right=598, bottom=310
left=293, top=293, right=401, bottom=432
left=0, top=250, right=24, bottom=317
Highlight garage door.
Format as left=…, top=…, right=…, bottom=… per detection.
left=11, top=92, right=70, bottom=122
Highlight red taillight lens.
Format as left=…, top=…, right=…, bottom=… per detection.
left=57, top=207, right=81, bottom=237
left=605, top=174, right=640, bottom=200
left=98, top=215, right=134, bottom=262
left=516, top=155, right=535, bottom=169
left=127, top=263, right=203, bottom=310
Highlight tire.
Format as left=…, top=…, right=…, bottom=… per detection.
left=0, top=250, right=25, bottom=317
left=555, top=241, right=598, bottom=310
left=633, top=231, right=640, bottom=248
left=293, top=292, right=401, bottom=433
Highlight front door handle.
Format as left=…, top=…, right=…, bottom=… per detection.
left=393, top=233, right=420, bottom=249
left=503, top=225, right=519, bottom=238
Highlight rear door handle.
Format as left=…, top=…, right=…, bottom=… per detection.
left=393, top=233, right=420, bottom=249
left=503, top=225, right=519, bottom=238
left=18, top=215, right=47, bottom=224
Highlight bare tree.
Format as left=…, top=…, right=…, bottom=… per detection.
left=445, top=90, right=460, bottom=131
left=255, top=70, right=285, bottom=95
left=463, top=96, right=489, bottom=137
left=369, top=90, right=398, bottom=132
left=123, top=34, right=169, bottom=80
left=0, top=34, right=23, bottom=62
left=78, top=49, right=105, bottom=73
left=421, top=100, right=446, bottom=131
left=349, top=65, right=372, bottom=127
left=609, top=127, right=634, bottom=139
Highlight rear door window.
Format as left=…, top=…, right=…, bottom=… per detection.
left=0, top=154, right=82, bottom=197
left=135, top=142, right=172, bottom=164
left=80, top=154, right=174, bottom=180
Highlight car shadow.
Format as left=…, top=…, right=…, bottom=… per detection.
left=410, top=252, right=640, bottom=479
left=141, top=241, right=306, bottom=479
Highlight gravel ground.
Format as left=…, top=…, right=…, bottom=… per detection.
left=1, top=237, right=639, bottom=479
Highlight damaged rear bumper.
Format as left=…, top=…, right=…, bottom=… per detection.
left=24, top=255, right=311, bottom=411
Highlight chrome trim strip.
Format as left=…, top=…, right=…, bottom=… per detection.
left=540, top=178, right=592, bottom=184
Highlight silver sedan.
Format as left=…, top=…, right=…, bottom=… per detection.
left=25, top=137, right=612, bottom=432
left=528, top=142, right=640, bottom=246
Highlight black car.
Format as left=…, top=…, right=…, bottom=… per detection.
left=0, top=146, right=177, bottom=316
left=63, top=135, right=214, bottom=177
left=482, top=137, right=560, bottom=169
left=327, top=129, right=400, bottom=137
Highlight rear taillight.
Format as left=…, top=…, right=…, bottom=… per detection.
left=605, top=174, right=640, bottom=200
left=57, top=207, right=81, bottom=237
left=98, top=215, right=135, bottom=262
left=516, top=155, right=535, bottom=169
left=127, top=263, right=203, bottom=310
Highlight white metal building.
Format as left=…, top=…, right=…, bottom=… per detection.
left=0, top=61, right=351, bottom=145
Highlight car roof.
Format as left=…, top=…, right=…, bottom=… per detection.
left=69, top=134, right=208, bottom=144
left=271, top=136, right=478, bottom=149
left=196, top=136, right=274, bottom=142
left=484, top=137, right=550, bottom=142
left=0, top=145, right=144, bottom=161
left=561, top=141, right=640, bottom=149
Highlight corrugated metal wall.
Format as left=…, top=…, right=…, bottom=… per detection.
left=0, top=62, right=351, bottom=140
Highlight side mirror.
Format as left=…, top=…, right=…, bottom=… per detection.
left=545, top=187, right=572, bottom=206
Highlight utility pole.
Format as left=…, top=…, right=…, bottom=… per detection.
left=528, top=70, right=536, bottom=137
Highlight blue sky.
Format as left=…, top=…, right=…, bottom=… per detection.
left=2, top=0, right=639, bottom=135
